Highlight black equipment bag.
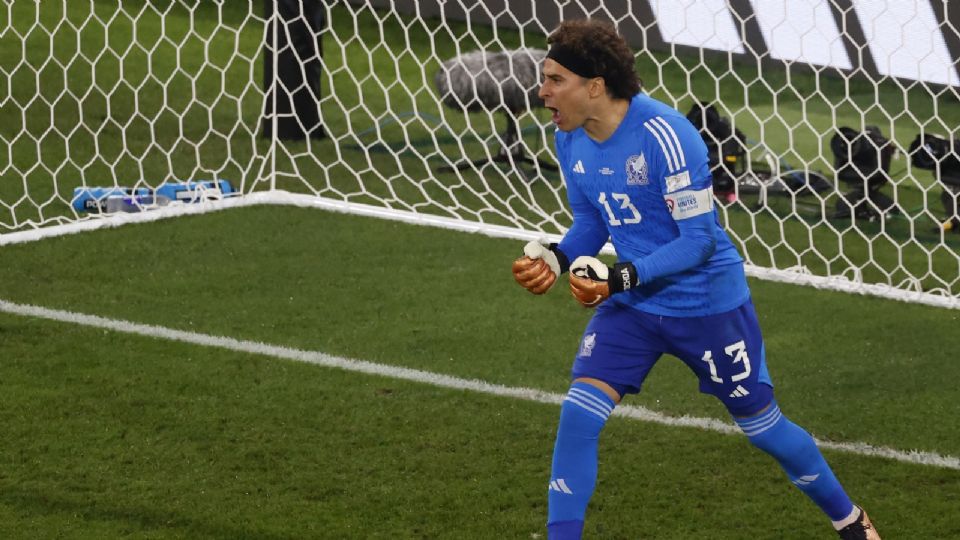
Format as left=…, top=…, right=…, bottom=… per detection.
left=830, top=126, right=894, bottom=190
left=909, top=133, right=960, bottom=187
left=686, top=102, right=747, bottom=192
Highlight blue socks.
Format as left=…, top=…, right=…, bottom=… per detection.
left=547, top=382, right=616, bottom=540
left=545, top=386, right=854, bottom=538
left=736, top=401, right=855, bottom=521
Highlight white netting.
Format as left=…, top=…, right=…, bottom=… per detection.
left=3, top=0, right=960, bottom=307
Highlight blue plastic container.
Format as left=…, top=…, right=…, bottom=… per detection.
left=71, top=180, right=234, bottom=213
left=71, top=187, right=151, bottom=213
left=154, top=179, right=234, bottom=203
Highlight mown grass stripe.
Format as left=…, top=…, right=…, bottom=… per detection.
left=2, top=298, right=957, bottom=471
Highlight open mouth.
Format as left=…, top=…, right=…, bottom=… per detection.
left=546, top=106, right=560, bottom=125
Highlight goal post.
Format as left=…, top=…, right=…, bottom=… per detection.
left=3, top=0, right=960, bottom=309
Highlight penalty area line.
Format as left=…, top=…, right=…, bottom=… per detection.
left=1, top=298, right=958, bottom=471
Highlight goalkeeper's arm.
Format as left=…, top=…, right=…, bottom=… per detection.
left=569, top=213, right=717, bottom=307
left=512, top=241, right=570, bottom=295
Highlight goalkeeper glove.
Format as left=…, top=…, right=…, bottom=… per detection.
left=512, top=241, right=568, bottom=295
left=569, top=256, right=639, bottom=308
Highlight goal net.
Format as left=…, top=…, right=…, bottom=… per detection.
left=3, top=1, right=960, bottom=308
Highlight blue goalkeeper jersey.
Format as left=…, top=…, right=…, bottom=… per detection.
left=555, top=93, right=749, bottom=316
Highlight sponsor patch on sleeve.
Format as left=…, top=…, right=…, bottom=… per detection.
left=664, top=170, right=691, bottom=192
left=663, top=188, right=714, bottom=220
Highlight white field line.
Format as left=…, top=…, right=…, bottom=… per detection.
left=2, top=298, right=958, bottom=471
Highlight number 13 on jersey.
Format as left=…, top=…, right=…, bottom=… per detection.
left=598, top=192, right=642, bottom=226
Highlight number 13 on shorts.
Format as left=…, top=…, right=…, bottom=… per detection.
left=701, top=340, right=751, bottom=384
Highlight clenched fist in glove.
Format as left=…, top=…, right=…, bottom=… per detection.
left=569, top=256, right=639, bottom=307
left=512, top=241, right=568, bottom=294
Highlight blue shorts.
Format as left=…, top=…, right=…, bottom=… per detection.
left=571, top=299, right=773, bottom=416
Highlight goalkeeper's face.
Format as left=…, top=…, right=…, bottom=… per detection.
left=539, top=59, right=594, bottom=132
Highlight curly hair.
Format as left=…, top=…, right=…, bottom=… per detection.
left=546, top=19, right=640, bottom=100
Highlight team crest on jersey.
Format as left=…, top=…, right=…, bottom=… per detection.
left=579, top=333, right=597, bottom=358
left=626, top=154, right=648, bottom=185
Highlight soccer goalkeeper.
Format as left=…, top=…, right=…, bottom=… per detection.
left=512, top=19, right=880, bottom=540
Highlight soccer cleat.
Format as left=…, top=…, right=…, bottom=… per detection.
left=837, top=507, right=881, bottom=540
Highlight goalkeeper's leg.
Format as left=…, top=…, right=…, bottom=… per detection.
left=733, top=399, right=860, bottom=529
left=548, top=302, right=661, bottom=539
left=546, top=379, right=619, bottom=540
left=666, top=301, right=874, bottom=535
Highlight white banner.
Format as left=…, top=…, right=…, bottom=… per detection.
left=648, top=0, right=957, bottom=86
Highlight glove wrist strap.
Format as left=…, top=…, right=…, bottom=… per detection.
left=609, top=262, right=639, bottom=294
left=548, top=243, right=571, bottom=274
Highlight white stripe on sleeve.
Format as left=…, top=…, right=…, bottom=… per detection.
left=647, top=118, right=681, bottom=172
left=644, top=120, right=677, bottom=172
left=655, top=116, right=686, bottom=169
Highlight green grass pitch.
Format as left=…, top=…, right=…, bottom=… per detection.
left=0, top=206, right=958, bottom=538
left=2, top=2, right=960, bottom=537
